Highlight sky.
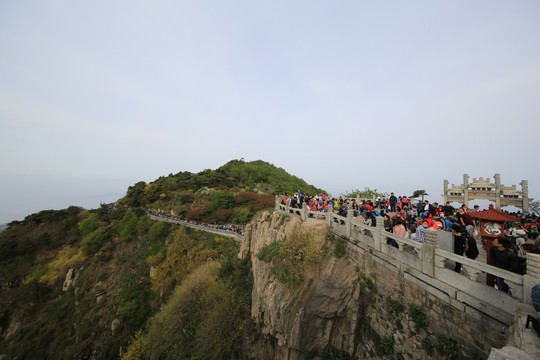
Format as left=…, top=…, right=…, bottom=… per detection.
left=1, top=1, right=540, bottom=224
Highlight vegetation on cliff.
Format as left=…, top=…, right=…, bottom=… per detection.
left=122, top=260, right=250, bottom=360
left=119, top=159, right=324, bottom=224
left=0, top=205, right=251, bottom=359
left=257, top=229, right=327, bottom=288
left=0, top=159, right=324, bottom=359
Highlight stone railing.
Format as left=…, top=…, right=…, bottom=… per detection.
left=275, top=197, right=540, bottom=327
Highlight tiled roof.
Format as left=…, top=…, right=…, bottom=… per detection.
left=469, top=204, right=520, bottom=222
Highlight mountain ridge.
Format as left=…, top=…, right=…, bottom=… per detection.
left=0, top=159, right=325, bottom=359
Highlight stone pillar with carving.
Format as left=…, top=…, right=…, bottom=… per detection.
left=463, top=174, right=470, bottom=207
left=494, top=173, right=501, bottom=210
left=275, top=195, right=280, bottom=210
left=443, top=180, right=449, bottom=204
left=523, top=253, right=540, bottom=307
left=421, top=229, right=438, bottom=277
left=373, top=216, right=384, bottom=252
left=521, top=180, right=529, bottom=216
left=327, top=205, right=333, bottom=227
left=301, top=206, right=307, bottom=221
left=345, top=208, right=353, bottom=237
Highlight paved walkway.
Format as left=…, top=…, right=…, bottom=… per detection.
left=148, top=215, right=243, bottom=242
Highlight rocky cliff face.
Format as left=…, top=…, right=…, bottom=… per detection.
left=239, top=212, right=363, bottom=359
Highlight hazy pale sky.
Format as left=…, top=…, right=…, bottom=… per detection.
left=1, top=1, right=540, bottom=223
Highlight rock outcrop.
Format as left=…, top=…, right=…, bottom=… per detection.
left=240, top=211, right=362, bottom=359
left=62, top=268, right=77, bottom=291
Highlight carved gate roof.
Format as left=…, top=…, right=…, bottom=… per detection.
left=469, top=204, right=520, bottom=222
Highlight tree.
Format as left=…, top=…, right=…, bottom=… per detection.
left=79, top=213, right=100, bottom=236
left=119, top=211, right=139, bottom=241
left=412, top=190, right=429, bottom=202
left=80, top=228, right=110, bottom=255
left=148, top=221, right=170, bottom=243
left=345, top=187, right=388, bottom=199
left=125, top=181, right=147, bottom=207
left=206, top=191, right=235, bottom=212
left=529, top=200, right=540, bottom=216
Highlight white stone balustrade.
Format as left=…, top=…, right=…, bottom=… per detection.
left=275, top=195, right=540, bottom=324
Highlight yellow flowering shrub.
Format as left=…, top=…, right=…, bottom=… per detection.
left=257, top=229, right=326, bottom=288
left=39, top=246, right=87, bottom=285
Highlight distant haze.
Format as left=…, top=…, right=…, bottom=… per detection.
left=1, top=174, right=126, bottom=223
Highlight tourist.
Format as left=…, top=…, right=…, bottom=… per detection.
left=415, top=219, right=427, bottom=243
left=459, top=208, right=476, bottom=236
left=433, top=203, right=442, bottom=216
left=424, top=200, right=436, bottom=216
left=490, top=237, right=517, bottom=294
left=531, top=284, right=540, bottom=316
left=394, top=206, right=407, bottom=225
left=409, top=223, right=418, bottom=241
left=527, top=220, right=539, bottom=240
left=431, top=214, right=446, bottom=231
left=510, top=224, right=528, bottom=255
left=389, top=193, right=397, bottom=212
left=365, top=201, right=373, bottom=213
left=393, top=218, right=407, bottom=238
left=383, top=214, right=393, bottom=232
left=416, top=201, right=424, bottom=217
left=402, top=195, right=409, bottom=209
left=451, top=224, right=467, bottom=273
left=443, top=201, right=455, bottom=218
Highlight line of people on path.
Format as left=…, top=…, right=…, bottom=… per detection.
left=147, top=210, right=245, bottom=236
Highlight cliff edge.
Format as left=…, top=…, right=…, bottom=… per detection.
left=239, top=211, right=362, bottom=359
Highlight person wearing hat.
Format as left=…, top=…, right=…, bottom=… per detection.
left=510, top=223, right=528, bottom=255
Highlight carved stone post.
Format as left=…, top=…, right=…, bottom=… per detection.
left=521, top=180, right=529, bottom=216
left=523, top=253, right=540, bottom=306
left=374, top=216, right=384, bottom=252
left=495, top=173, right=501, bottom=210
left=275, top=195, right=280, bottom=210
left=463, top=174, right=470, bottom=208
left=301, top=206, right=307, bottom=221
left=346, top=208, right=353, bottom=237
left=443, top=180, right=449, bottom=204
left=327, top=205, right=333, bottom=227
left=422, top=229, right=438, bottom=277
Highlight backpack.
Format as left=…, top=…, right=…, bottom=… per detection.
left=464, top=234, right=479, bottom=260
left=530, top=225, right=539, bottom=235
left=526, top=315, right=540, bottom=337
left=508, top=237, right=521, bottom=257
left=509, top=253, right=527, bottom=274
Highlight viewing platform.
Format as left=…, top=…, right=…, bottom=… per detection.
left=275, top=196, right=540, bottom=358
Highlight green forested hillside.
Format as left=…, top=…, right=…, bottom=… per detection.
left=0, top=206, right=250, bottom=359
left=0, top=159, right=324, bottom=359
left=119, top=159, right=324, bottom=224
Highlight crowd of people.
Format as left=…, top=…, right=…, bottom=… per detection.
left=147, top=210, right=245, bottom=236
left=279, top=191, right=540, bottom=289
